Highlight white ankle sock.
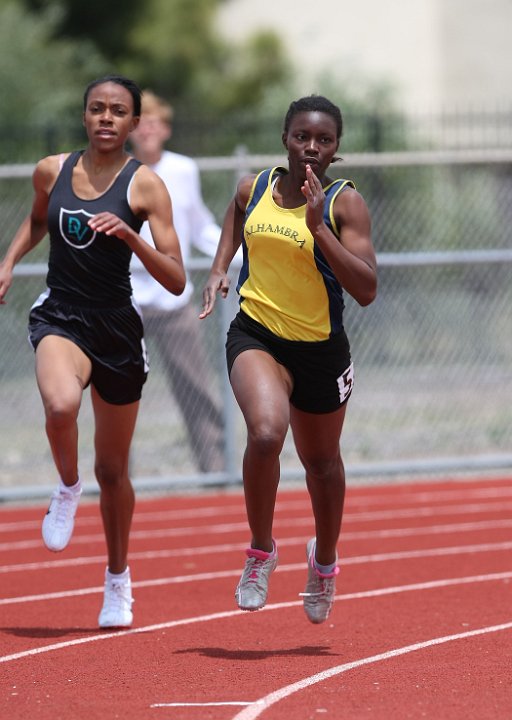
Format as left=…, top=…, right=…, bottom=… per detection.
left=314, top=559, right=337, bottom=575
left=59, top=477, right=81, bottom=494
left=107, top=567, right=130, bottom=581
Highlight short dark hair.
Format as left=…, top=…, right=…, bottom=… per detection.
left=283, top=95, right=343, bottom=140
left=83, top=75, right=142, bottom=117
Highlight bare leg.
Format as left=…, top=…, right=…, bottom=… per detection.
left=91, top=386, right=139, bottom=574
left=229, top=350, right=293, bottom=553
left=35, top=335, right=91, bottom=486
left=290, top=404, right=348, bottom=565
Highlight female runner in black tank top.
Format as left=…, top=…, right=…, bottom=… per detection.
left=0, top=75, right=185, bottom=629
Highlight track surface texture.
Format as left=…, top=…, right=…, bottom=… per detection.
left=1, top=476, right=511, bottom=719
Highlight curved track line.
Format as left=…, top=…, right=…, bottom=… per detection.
left=230, top=621, right=512, bottom=720
left=1, top=571, right=511, bottom=664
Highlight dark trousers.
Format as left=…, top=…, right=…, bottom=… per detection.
left=142, top=303, right=224, bottom=473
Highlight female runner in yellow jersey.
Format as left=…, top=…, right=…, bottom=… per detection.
left=201, top=95, right=377, bottom=623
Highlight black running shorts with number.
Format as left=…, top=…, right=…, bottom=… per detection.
left=226, top=310, right=353, bottom=414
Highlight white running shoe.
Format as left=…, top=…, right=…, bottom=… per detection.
left=42, top=486, right=81, bottom=552
left=235, top=541, right=278, bottom=611
left=301, top=538, right=339, bottom=624
left=98, top=568, right=134, bottom=628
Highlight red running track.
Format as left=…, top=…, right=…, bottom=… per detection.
left=1, top=476, right=511, bottom=720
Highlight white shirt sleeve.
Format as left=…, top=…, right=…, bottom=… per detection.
left=130, top=151, right=221, bottom=311
left=185, top=162, right=221, bottom=258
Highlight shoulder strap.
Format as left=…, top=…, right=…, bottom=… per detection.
left=60, top=150, right=81, bottom=171
left=53, top=151, right=81, bottom=188
left=245, top=167, right=286, bottom=216
left=119, top=156, right=142, bottom=179
left=323, top=178, right=356, bottom=238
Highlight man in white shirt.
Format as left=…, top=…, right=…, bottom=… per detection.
left=130, top=91, right=224, bottom=472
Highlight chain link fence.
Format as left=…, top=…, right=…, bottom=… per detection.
left=1, top=150, right=511, bottom=499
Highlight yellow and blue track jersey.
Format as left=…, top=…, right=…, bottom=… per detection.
left=237, top=167, right=355, bottom=341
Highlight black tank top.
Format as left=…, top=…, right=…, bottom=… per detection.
left=46, top=150, right=143, bottom=307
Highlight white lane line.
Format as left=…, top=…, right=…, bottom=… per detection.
left=152, top=702, right=262, bottom=708
left=2, top=492, right=512, bottom=535
left=4, top=480, right=512, bottom=527
left=0, top=504, right=248, bottom=533
left=229, top=621, right=512, bottom=720
left=0, top=520, right=251, bottom=551
left=2, top=525, right=511, bottom=575
left=1, top=571, right=511, bottom=665
left=0, top=503, right=512, bottom=552
left=345, top=484, right=512, bottom=506
left=2, top=541, right=512, bottom=606
left=347, top=500, right=512, bottom=521
left=0, top=540, right=249, bottom=574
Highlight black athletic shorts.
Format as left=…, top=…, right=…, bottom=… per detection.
left=28, top=290, right=148, bottom=405
left=225, top=311, right=353, bottom=414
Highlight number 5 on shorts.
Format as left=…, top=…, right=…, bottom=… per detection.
left=337, top=362, right=354, bottom=404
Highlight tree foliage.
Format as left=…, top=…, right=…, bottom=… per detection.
left=0, top=1, right=108, bottom=159
left=1, top=0, right=398, bottom=159
left=16, top=0, right=291, bottom=115
left=22, top=0, right=143, bottom=60
left=0, top=2, right=106, bottom=121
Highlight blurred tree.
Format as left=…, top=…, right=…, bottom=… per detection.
left=22, top=0, right=143, bottom=61
left=2, top=0, right=400, bottom=158
left=119, top=0, right=292, bottom=114
left=196, top=30, right=291, bottom=112
left=121, top=0, right=224, bottom=97
left=18, top=0, right=291, bottom=114
left=0, top=1, right=108, bottom=160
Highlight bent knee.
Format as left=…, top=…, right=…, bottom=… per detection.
left=301, top=454, right=343, bottom=481
left=44, top=401, right=79, bottom=429
left=247, top=423, right=287, bottom=457
left=95, top=460, right=130, bottom=489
